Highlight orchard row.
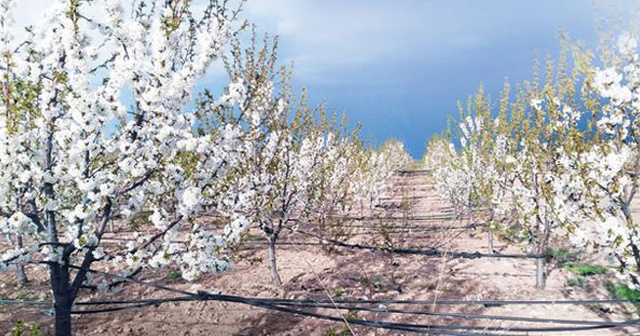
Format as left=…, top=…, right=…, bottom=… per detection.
left=424, top=34, right=640, bottom=290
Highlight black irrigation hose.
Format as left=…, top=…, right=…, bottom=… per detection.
left=70, top=298, right=497, bottom=336
left=72, top=297, right=640, bottom=328
left=7, top=265, right=635, bottom=335
left=71, top=290, right=640, bottom=308
left=263, top=297, right=640, bottom=306
left=295, top=229, right=546, bottom=259
left=207, top=296, right=640, bottom=333
left=10, top=295, right=635, bottom=309
left=10, top=265, right=638, bottom=334
left=238, top=299, right=511, bottom=336
left=74, top=296, right=506, bottom=336
left=69, top=291, right=640, bottom=332
left=195, top=294, right=513, bottom=335
left=195, top=293, right=640, bottom=334
left=8, top=292, right=639, bottom=333
left=268, top=300, right=638, bottom=327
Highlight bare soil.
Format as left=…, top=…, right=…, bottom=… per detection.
left=2, top=172, right=640, bottom=335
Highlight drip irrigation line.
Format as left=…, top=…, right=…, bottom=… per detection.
left=195, top=294, right=516, bottom=336
left=77, top=293, right=637, bottom=329
left=6, top=269, right=637, bottom=335
left=281, top=297, right=640, bottom=306
left=68, top=294, right=502, bottom=335
left=67, top=296, right=640, bottom=308
left=7, top=291, right=638, bottom=333
left=69, top=291, right=640, bottom=332
left=13, top=264, right=639, bottom=334
left=195, top=293, right=640, bottom=334
left=295, top=229, right=546, bottom=259
left=268, top=300, right=638, bottom=327
left=68, top=293, right=640, bottom=308
left=210, top=293, right=640, bottom=313
left=182, top=294, right=640, bottom=307
left=75, top=296, right=503, bottom=336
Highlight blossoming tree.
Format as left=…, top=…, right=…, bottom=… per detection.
left=426, top=47, right=598, bottom=289
left=198, top=32, right=364, bottom=286
left=569, top=33, right=640, bottom=288
left=0, top=1, right=250, bottom=334
left=303, top=115, right=363, bottom=245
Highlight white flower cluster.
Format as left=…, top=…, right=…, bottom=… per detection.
left=574, top=33, right=640, bottom=288
left=0, top=0, right=248, bottom=282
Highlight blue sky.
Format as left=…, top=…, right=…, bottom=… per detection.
left=10, top=1, right=638, bottom=158
left=244, top=0, right=638, bottom=158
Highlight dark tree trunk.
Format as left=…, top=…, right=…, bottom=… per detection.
left=50, top=262, right=73, bottom=336
left=267, top=235, right=282, bottom=286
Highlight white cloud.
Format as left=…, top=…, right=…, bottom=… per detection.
left=244, top=0, right=600, bottom=84
left=245, top=1, right=475, bottom=68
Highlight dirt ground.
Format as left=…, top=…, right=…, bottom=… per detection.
left=2, top=172, right=640, bottom=335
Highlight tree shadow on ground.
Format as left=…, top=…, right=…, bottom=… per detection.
left=234, top=218, right=489, bottom=335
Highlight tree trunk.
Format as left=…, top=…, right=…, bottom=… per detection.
left=50, top=263, right=73, bottom=336
left=487, top=230, right=494, bottom=255
left=535, top=257, right=546, bottom=289
left=16, top=264, right=28, bottom=286
left=267, top=235, right=282, bottom=286
left=16, top=235, right=28, bottom=286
